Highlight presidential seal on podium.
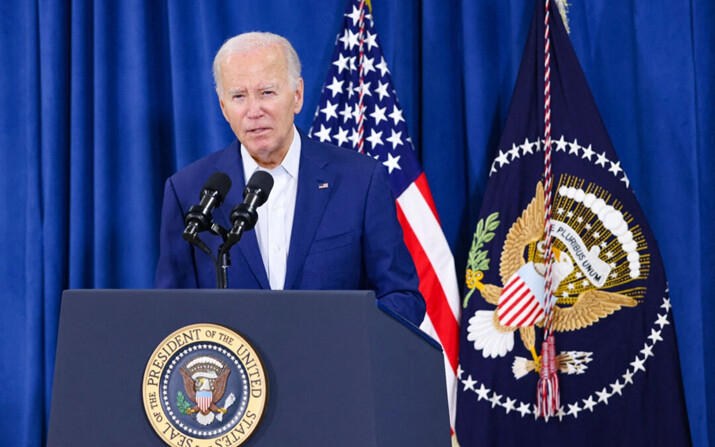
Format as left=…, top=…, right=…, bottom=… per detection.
left=142, top=323, right=268, bottom=446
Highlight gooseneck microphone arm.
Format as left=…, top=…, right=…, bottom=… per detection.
left=218, top=170, right=274, bottom=260
left=182, top=172, right=232, bottom=288
left=182, top=171, right=274, bottom=289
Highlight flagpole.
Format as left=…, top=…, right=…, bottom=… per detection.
left=356, top=0, right=367, bottom=154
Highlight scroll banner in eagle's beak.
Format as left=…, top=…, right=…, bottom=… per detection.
left=552, top=221, right=611, bottom=287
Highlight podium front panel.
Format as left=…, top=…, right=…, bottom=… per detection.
left=47, top=289, right=449, bottom=446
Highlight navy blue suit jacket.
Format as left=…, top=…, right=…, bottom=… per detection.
left=155, top=132, right=425, bottom=326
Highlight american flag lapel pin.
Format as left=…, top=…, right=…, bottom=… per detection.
left=318, top=182, right=329, bottom=189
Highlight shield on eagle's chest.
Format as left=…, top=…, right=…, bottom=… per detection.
left=196, top=390, right=212, bottom=413
left=497, top=262, right=546, bottom=327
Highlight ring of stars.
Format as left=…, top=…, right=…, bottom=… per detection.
left=161, top=343, right=248, bottom=437
left=457, top=296, right=673, bottom=420
left=489, top=136, right=631, bottom=188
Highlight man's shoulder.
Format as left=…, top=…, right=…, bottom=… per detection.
left=169, top=140, right=238, bottom=183
left=164, top=140, right=240, bottom=204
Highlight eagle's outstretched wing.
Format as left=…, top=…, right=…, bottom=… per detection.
left=212, top=368, right=231, bottom=403
left=499, top=182, right=545, bottom=284
left=553, top=290, right=638, bottom=332
left=180, top=367, right=197, bottom=403
left=479, top=283, right=502, bottom=305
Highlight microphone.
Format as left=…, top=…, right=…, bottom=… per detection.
left=227, top=171, right=274, bottom=244
left=183, top=172, right=232, bottom=243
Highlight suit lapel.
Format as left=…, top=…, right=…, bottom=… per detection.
left=214, top=141, right=270, bottom=289
left=284, top=137, right=335, bottom=289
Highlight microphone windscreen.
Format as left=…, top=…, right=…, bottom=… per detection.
left=204, top=171, right=232, bottom=201
left=246, top=171, right=275, bottom=199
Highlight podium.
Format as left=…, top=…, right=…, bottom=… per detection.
left=47, top=289, right=450, bottom=446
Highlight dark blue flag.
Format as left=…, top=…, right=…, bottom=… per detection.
left=455, top=1, right=691, bottom=446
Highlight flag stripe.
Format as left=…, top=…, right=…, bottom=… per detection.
left=419, top=313, right=458, bottom=431
left=414, top=173, right=441, bottom=224
left=511, top=299, right=541, bottom=327
left=499, top=283, right=531, bottom=317
left=503, top=297, right=535, bottom=326
left=397, top=199, right=459, bottom=430
left=504, top=293, right=541, bottom=326
left=397, top=180, right=461, bottom=323
left=498, top=275, right=546, bottom=327
left=501, top=277, right=520, bottom=295
left=396, top=202, right=459, bottom=370
left=499, top=279, right=526, bottom=307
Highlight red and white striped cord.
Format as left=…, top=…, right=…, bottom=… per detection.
left=355, top=0, right=367, bottom=154
left=537, top=0, right=560, bottom=418
left=542, top=0, right=555, bottom=329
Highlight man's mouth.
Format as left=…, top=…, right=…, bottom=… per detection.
left=248, top=127, right=269, bottom=134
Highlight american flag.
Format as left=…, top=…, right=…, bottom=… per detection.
left=309, top=0, right=461, bottom=430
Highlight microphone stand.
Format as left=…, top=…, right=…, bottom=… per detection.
left=184, top=223, right=232, bottom=289
left=183, top=170, right=271, bottom=289
left=183, top=213, right=259, bottom=289
left=209, top=223, right=231, bottom=289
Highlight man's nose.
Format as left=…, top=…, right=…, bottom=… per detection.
left=246, top=96, right=263, bottom=118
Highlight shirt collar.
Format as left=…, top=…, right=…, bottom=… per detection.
left=240, top=125, right=301, bottom=180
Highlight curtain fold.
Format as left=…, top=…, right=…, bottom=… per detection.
left=691, top=0, right=715, bottom=439
left=0, top=1, right=711, bottom=445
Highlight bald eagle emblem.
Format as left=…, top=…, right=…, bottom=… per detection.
left=178, top=355, right=234, bottom=426
left=465, top=179, right=648, bottom=378
left=143, top=324, right=267, bottom=447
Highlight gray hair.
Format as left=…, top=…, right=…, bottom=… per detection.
left=212, top=32, right=302, bottom=94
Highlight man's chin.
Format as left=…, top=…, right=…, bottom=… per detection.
left=242, top=140, right=283, bottom=162
left=241, top=134, right=274, bottom=151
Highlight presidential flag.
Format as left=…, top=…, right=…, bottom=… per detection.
left=455, top=1, right=691, bottom=445
left=310, top=0, right=462, bottom=430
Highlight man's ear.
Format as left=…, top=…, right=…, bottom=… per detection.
left=293, top=78, right=304, bottom=114
left=218, top=95, right=229, bottom=122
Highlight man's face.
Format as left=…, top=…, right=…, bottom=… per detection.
left=217, top=44, right=304, bottom=168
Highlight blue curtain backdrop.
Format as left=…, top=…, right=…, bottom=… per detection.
left=0, top=0, right=712, bottom=445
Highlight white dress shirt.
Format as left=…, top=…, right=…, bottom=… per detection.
left=240, top=126, right=300, bottom=290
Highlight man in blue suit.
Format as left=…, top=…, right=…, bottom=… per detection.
left=155, top=32, right=425, bottom=326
